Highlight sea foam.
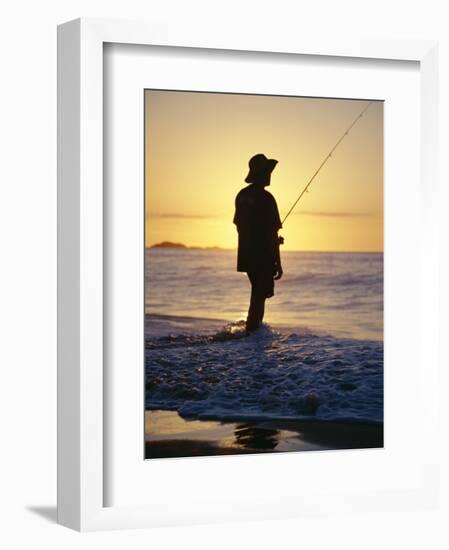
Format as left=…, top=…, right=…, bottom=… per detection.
left=145, top=318, right=383, bottom=424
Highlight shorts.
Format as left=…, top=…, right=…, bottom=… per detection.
left=247, top=270, right=275, bottom=299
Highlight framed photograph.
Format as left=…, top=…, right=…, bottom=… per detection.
left=143, top=91, right=384, bottom=461
left=57, top=18, right=440, bottom=531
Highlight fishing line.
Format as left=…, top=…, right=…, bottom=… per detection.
left=281, top=101, right=374, bottom=226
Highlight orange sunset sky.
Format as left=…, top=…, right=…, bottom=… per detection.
left=145, top=90, right=383, bottom=252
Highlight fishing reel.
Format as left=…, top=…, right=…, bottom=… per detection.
left=278, top=235, right=284, bottom=245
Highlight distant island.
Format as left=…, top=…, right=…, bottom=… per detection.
left=149, top=241, right=225, bottom=250
left=150, top=241, right=187, bottom=249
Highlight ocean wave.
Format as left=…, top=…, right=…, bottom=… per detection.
left=145, top=249, right=383, bottom=341
left=145, top=318, right=383, bottom=424
left=283, top=272, right=383, bottom=288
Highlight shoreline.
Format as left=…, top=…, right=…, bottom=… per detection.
left=144, top=312, right=383, bottom=343
left=145, top=410, right=383, bottom=459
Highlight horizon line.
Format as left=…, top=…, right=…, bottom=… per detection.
left=145, top=245, right=383, bottom=254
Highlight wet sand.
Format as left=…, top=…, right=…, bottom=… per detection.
left=145, top=410, right=383, bottom=459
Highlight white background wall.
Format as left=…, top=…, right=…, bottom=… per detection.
left=0, top=1, right=448, bottom=548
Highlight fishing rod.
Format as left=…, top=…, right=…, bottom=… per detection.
left=281, top=100, right=374, bottom=226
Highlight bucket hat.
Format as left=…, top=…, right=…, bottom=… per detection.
left=245, top=153, right=278, bottom=183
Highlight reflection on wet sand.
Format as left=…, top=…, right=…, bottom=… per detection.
left=233, top=424, right=280, bottom=451
left=145, top=410, right=373, bottom=459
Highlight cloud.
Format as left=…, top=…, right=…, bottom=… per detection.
left=148, top=210, right=377, bottom=220
left=294, top=210, right=374, bottom=218
left=147, top=211, right=214, bottom=220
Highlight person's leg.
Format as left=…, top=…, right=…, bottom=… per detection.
left=247, top=293, right=265, bottom=333
left=246, top=276, right=266, bottom=333
left=256, top=294, right=265, bottom=325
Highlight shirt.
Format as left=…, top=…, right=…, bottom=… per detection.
left=233, top=184, right=282, bottom=273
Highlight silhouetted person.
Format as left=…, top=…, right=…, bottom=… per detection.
left=233, top=154, right=283, bottom=334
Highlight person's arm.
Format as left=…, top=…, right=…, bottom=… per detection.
left=273, top=232, right=283, bottom=280
left=270, top=195, right=283, bottom=280
left=233, top=192, right=249, bottom=233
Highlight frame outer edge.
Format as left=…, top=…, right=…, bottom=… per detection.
left=419, top=43, right=440, bottom=498
left=78, top=17, right=104, bottom=531
left=57, top=16, right=441, bottom=531
left=85, top=17, right=434, bottom=62
left=57, top=18, right=81, bottom=531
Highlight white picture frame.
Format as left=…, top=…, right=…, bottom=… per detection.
left=57, top=17, right=439, bottom=531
